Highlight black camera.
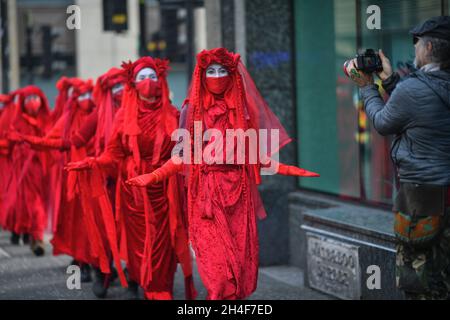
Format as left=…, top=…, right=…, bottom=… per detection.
left=355, top=49, right=383, bottom=73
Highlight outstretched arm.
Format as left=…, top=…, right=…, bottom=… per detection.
left=261, top=158, right=319, bottom=177
left=21, top=134, right=70, bottom=151
left=126, top=156, right=183, bottom=187
left=65, top=125, right=124, bottom=171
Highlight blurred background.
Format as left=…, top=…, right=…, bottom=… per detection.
left=1, top=0, right=449, bottom=300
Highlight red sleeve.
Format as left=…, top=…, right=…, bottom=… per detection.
left=71, top=110, right=98, bottom=148
left=0, top=138, right=9, bottom=148
left=96, top=109, right=126, bottom=166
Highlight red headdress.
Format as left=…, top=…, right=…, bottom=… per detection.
left=53, top=77, right=85, bottom=123
left=14, top=85, right=51, bottom=130
left=61, top=78, right=94, bottom=140
left=182, top=48, right=293, bottom=220
left=183, top=48, right=291, bottom=157
left=93, top=67, right=126, bottom=156
left=120, top=56, right=177, bottom=168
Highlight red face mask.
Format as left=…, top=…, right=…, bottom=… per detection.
left=78, top=99, right=95, bottom=112
left=24, top=97, right=42, bottom=116
left=205, top=76, right=231, bottom=95
left=136, top=79, right=161, bottom=99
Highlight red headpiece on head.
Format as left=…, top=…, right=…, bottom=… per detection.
left=18, top=84, right=50, bottom=109
left=59, top=78, right=94, bottom=140
left=74, top=79, right=94, bottom=98
left=8, top=85, right=51, bottom=132
left=120, top=56, right=177, bottom=168
left=182, top=48, right=292, bottom=220
left=183, top=47, right=291, bottom=157
left=53, top=77, right=86, bottom=122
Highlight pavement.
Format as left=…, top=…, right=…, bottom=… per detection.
left=0, top=229, right=332, bottom=300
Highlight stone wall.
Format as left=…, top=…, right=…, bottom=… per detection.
left=244, top=0, right=297, bottom=265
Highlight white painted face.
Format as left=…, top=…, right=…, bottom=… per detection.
left=68, top=86, right=74, bottom=97
left=135, top=67, right=158, bottom=83
left=206, top=63, right=229, bottom=78
left=77, top=92, right=92, bottom=101
left=25, top=94, right=40, bottom=103
left=112, top=83, right=124, bottom=95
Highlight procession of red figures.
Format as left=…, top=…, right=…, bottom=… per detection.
left=0, top=48, right=319, bottom=300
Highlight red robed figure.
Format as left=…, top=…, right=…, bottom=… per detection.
left=20, top=80, right=99, bottom=265
left=67, top=57, right=196, bottom=300
left=127, top=48, right=319, bottom=300
left=2, top=86, right=51, bottom=251
left=0, top=92, right=19, bottom=228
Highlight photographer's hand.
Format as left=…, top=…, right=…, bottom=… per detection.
left=347, top=59, right=374, bottom=87
left=376, top=49, right=393, bottom=81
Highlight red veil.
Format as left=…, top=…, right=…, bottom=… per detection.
left=52, top=77, right=85, bottom=124
left=93, top=67, right=126, bottom=156
left=180, top=47, right=292, bottom=220
left=120, top=57, right=178, bottom=168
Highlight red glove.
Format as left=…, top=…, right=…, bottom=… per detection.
left=126, top=156, right=183, bottom=187
left=277, top=163, right=320, bottom=177
left=262, top=159, right=320, bottom=177
left=65, top=157, right=96, bottom=171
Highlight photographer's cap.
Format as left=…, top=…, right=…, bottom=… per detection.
left=410, top=16, right=450, bottom=43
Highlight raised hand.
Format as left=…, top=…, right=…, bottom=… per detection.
left=376, top=49, right=393, bottom=81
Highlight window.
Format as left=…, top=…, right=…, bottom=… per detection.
left=295, top=0, right=445, bottom=205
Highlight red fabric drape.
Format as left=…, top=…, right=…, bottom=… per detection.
left=68, top=67, right=127, bottom=284
left=49, top=79, right=99, bottom=265
left=2, top=86, right=51, bottom=241
left=180, top=48, right=293, bottom=299
left=0, top=93, right=17, bottom=228
left=90, top=57, right=196, bottom=299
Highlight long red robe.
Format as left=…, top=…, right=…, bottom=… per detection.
left=68, top=109, right=126, bottom=280
left=48, top=108, right=97, bottom=264
left=187, top=99, right=259, bottom=300
left=97, top=102, right=193, bottom=299
left=3, top=111, right=50, bottom=241
left=0, top=98, right=15, bottom=227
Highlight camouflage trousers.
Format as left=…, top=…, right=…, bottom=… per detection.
left=396, top=213, right=450, bottom=300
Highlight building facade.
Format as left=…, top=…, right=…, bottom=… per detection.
left=209, top=0, right=449, bottom=299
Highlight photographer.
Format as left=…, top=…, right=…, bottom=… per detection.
left=345, top=16, right=450, bottom=300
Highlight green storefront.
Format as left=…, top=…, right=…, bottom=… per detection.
left=289, top=0, right=449, bottom=299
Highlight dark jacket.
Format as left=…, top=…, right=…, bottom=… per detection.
left=359, top=69, right=450, bottom=185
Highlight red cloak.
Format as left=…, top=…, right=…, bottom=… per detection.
left=2, top=86, right=51, bottom=241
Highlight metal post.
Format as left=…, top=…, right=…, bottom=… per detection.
left=7, top=0, right=19, bottom=91
left=139, top=0, right=147, bottom=57
left=0, top=0, right=5, bottom=92
left=186, top=0, right=194, bottom=80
